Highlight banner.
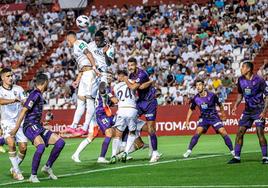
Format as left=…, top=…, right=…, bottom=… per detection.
left=0, top=3, right=26, bottom=16
left=43, top=103, right=267, bottom=138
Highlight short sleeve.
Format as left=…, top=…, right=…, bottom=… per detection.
left=79, top=41, right=89, bottom=54
left=24, top=91, right=39, bottom=110
left=260, top=78, right=268, bottom=97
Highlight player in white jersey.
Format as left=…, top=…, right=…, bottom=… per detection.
left=65, top=31, right=100, bottom=138
left=0, top=68, right=27, bottom=181
left=110, top=70, right=140, bottom=163
left=74, top=30, right=114, bottom=135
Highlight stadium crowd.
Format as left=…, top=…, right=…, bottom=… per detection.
left=2, top=0, right=268, bottom=108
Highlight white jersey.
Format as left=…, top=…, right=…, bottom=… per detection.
left=113, top=81, right=137, bottom=109
left=88, top=41, right=107, bottom=71
left=73, top=40, right=92, bottom=70
left=0, top=85, right=26, bottom=123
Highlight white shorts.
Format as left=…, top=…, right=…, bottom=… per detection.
left=78, top=70, right=96, bottom=97
left=1, top=121, right=27, bottom=142
left=114, top=108, right=138, bottom=132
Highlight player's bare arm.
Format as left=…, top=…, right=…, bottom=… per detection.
left=0, top=98, right=20, bottom=105
left=260, top=96, right=268, bottom=119
left=123, top=76, right=140, bottom=90
left=103, top=45, right=113, bottom=66
left=139, top=79, right=154, bottom=90
left=219, top=103, right=227, bottom=121
left=10, top=107, right=28, bottom=136
left=185, top=108, right=193, bottom=128
left=84, top=49, right=100, bottom=75
left=232, top=93, right=243, bottom=115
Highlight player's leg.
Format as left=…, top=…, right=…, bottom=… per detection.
left=228, top=113, right=251, bottom=164
left=98, top=128, right=113, bottom=163
left=228, top=126, right=247, bottom=164
left=6, top=136, right=23, bottom=180
left=41, top=131, right=65, bottom=180
left=217, top=127, right=234, bottom=155
left=255, top=117, right=268, bottom=163
left=78, top=70, right=96, bottom=135
left=72, top=131, right=95, bottom=163
left=16, top=127, right=28, bottom=166
left=110, top=128, right=123, bottom=164
left=29, top=135, right=46, bottom=183
left=183, top=126, right=206, bottom=158
left=67, top=96, right=86, bottom=133
left=97, top=116, right=114, bottom=163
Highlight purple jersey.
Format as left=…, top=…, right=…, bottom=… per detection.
left=129, top=68, right=156, bottom=101
left=190, top=91, right=221, bottom=118
left=237, top=74, right=268, bottom=111
left=23, top=89, right=44, bottom=128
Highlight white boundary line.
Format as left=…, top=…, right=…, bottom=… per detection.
left=0, top=150, right=261, bottom=187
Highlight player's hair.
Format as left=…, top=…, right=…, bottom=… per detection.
left=194, top=79, right=204, bottom=86
left=35, top=73, right=48, bottom=86
left=127, top=57, right=137, bottom=64
left=95, top=30, right=104, bottom=38
left=243, top=61, right=254, bottom=72
left=0, top=67, right=12, bottom=77
left=117, top=69, right=128, bottom=76
left=67, top=31, right=77, bottom=37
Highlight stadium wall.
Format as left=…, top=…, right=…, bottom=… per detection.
left=43, top=103, right=267, bottom=137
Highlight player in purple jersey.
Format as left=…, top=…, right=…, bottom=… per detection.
left=0, top=128, right=6, bottom=153
left=124, top=58, right=161, bottom=163
left=183, top=79, right=234, bottom=158
left=228, top=61, right=268, bottom=164
left=11, top=74, right=65, bottom=183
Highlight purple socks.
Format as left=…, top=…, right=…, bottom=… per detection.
left=46, top=139, right=65, bottom=168
left=100, top=137, right=111, bottom=158
left=223, top=135, right=233, bottom=151
left=0, top=137, right=5, bottom=146
left=188, top=134, right=200, bottom=150
left=150, top=133, right=158, bottom=151
left=261, top=145, right=267, bottom=158
left=32, top=144, right=45, bottom=175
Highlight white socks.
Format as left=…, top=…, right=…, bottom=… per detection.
left=70, top=98, right=85, bottom=129
left=73, top=138, right=91, bottom=157
left=9, top=151, right=20, bottom=173
left=81, top=98, right=95, bottom=131
left=124, top=134, right=136, bottom=154
left=112, top=138, right=120, bottom=157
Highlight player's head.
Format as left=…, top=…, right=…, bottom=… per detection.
left=195, top=79, right=205, bottom=93
left=94, top=30, right=105, bottom=48
left=35, top=73, right=49, bottom=92
left=127, top=57, right=137, bottom=74
left=241, top=61, right=254, bottom=76
left=0, top=68, right=13, bottom=87
left=117, top=69, right=128, bottom=81
left=66, top=31, right=77, bottom=47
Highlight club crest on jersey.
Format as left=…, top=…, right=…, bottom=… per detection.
left=244, top=88, right=251, bottom=95
left=201, top=103, right=208, bottom=109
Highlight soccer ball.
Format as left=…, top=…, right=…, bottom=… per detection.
left=106, top=45, right=115, bottom=59
left=76, top=15, right=90, bottom=29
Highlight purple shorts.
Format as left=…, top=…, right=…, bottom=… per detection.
left=137, top=99, right=157, bottom=121
left=96, top=114, right=115, bottom=134
left=239, top=109, right=265, bottom=128
left=198, top=116, right=223, bottom=131
left=23, top=124, right=53, bottom=147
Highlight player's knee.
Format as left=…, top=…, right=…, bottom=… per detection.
left=19, top=144, right=27, bottom=154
